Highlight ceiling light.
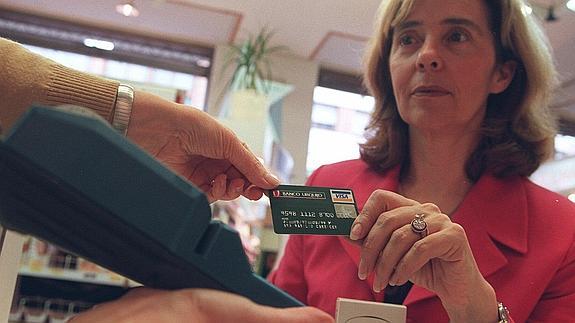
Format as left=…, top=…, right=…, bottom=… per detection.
left=567, top=0, right=575, bottom=12
left=521, top=4, right=533, bottom=15
left=116, top=1, right=140, bottom=17
left=83, top=38, right=115, bottom=51
left=196, top=58, right=211, bottom=68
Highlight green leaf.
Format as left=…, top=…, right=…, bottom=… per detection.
left=219, top=27, right=289, bottom=95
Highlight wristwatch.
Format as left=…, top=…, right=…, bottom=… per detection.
left=112, top=84, right=135, bottom=136
left=498, top=302, right=510, bottom=323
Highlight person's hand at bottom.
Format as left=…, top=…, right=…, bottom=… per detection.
left=70, top=287, right=334, bottom=323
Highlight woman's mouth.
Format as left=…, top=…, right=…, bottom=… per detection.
left=412, top=86, right=451, bottom=97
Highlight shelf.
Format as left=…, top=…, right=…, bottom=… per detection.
left=18, top=264, right=130, bottom=287
left=17, top=238, right=141, bottom=288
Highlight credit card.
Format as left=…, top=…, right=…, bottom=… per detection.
left=268, top=185, right=358, bottom=235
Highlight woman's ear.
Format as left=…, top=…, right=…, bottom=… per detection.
left=490, top=60, right=517, bottom=94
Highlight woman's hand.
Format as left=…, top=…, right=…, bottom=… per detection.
left=71, top=288, right=334, bottom=323
left=350, top=190, right=498, bottom=322
left=127, top=92, right=279, bottom=202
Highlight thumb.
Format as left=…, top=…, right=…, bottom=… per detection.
left=226, top=136, right=279, bottom=189
left=350, top=190, right=418, bottom=240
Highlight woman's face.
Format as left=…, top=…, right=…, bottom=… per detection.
left=389, top=0, right=513, bottom=134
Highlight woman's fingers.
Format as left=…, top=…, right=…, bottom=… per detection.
left=350, top=190, right=418, bottom=241
left=357, top=200, right=453, bottom=293
left=372, top=223, right=420, bottom=292
left=389, top=223, right=467, bottom=286
left=357, top=205, right=417, bottom=280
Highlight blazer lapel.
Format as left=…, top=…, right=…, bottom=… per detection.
left=455, top=175, right=528, bottom=276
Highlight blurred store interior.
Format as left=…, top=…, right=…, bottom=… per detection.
left=1, top=0, right=574, bottom=321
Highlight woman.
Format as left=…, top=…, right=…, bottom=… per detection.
left=269, top=0, right=575, bottom=321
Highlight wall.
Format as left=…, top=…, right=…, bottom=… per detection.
left=0, top=229, right=24, bottom=323
left=530, top=156, right=575, bottom=195
left=206, top=44, right=319, bottom=185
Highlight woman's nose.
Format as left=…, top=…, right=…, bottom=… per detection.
left=416, top=40, right=443, bottom=71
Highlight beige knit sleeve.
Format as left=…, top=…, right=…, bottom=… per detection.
left=0, top=37, right=119, bottom=133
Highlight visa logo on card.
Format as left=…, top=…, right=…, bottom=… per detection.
left=268, top=185, right=358, bottom=235
left=330, top=190, right=355, bottom=203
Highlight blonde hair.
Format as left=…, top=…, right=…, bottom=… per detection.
left=360, top=0, right=558, bottom=180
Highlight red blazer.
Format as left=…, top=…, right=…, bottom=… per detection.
left=269, top=159, right=575, bottom=322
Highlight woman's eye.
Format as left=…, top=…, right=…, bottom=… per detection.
left=448, top=30, right=469, bottom=43
left=399, top=35, right=415, bottom=46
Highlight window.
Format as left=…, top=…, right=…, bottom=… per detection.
left=306, top=84, right=374, bottom=175
left=0, top=8, right=212, bottom=108
left=24, top=45, right=208, bottom=108
left=555, top=134, right=575, bottom=160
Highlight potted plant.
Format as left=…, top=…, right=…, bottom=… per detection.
left=218, top=28, right=291, bottom=160
left=222, top=27, right=287, bottom=95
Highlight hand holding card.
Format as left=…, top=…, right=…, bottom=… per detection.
left=268, top=185, right=359, bottom=235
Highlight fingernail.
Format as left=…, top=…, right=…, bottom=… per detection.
left=358, top=261, right=367, bottom=280
left=373, top=280, right=382, bottom=293
left=266, top=173, right=280, bottom=186
left=350, top=223, right=362, bottom=240
left=389, top=273, right=399, bottom=286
